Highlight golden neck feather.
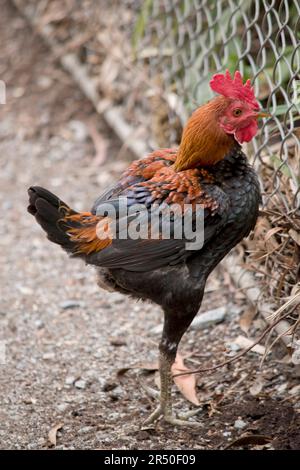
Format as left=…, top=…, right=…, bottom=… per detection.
left=174, top=97, right=235, bottom=172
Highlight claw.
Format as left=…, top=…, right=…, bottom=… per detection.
left=142, top=405, right=162, bottom=427
left=142, top=405, right=202, bottom=428
left=164, top=414, right=202, bottom=427
left=140, top=382, right=160, bottom=400
left=177, top=407, right=203, bottom=420
left=141, top=350, right=203, bottom=428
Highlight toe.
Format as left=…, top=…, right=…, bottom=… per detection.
left=143, top=405, right=162, bottom=426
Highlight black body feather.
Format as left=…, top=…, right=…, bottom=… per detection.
left=28, top=147, right=260, bottom=354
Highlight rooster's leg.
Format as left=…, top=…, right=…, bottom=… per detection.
left=143, top=351, right=201, bottom=427
left=143, top=310, right=201, bottom=427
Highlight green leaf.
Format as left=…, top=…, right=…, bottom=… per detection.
left=132, top=0, right=153, bottom=52
left=270, top=155, right=293, bottom=178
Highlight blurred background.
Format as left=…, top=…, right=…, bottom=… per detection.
left=0, top=0, right=299, bottom=450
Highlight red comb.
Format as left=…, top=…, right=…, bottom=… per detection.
left=210, top=69, right=259, bottom=110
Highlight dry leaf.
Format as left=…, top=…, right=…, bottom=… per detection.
left=265, top=226, right=282, bottom=242
left=225, top=434, right=272, bottom=449
left=276, top=353, right=292, bottom=364
left=239, top=307, right=257, bottom=334
left=289, top=228, right=300, bottom=246
left=289, top=384, right=300, bottom=395
left=249, top=377, right=265, bottom=396
left=48, top=422, right=63, bottom=447
left=172, top=354, right=200, bottom=406
left=109, top=337, right=127, bottom=347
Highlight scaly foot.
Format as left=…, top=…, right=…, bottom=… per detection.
left=141, top=350, right=203, bottom=428
left=143, top=405, right=202, bottom=427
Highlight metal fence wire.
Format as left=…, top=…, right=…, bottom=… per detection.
left=137, top=0, right=300, bottom=212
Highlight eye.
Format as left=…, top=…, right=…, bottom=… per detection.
left=233, top=108, right=242, bottom=117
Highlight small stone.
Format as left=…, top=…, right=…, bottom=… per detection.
left=18, top=285, right=33, bottom=295
left=23, top=397, right=37, bottom=405
left=37, top=76, right=53, bottom=89
left=12, top=87, right=25, bottom=98
left=97, top=377, right=107, bottom=388
left=51, top=177, right=63, bottom=187
left=150, top=306, right=226, bottom=335
left=101, top=303, right=112, bottom=309
left=192, top=307, right=226, bottom=329
left=223, top=431, right=232, bottom=437
left=59, top=300, right=84, bottom=310
left=2, top=200, right=12, bottom=210
left=74, top=379, right=87, bottom=389
left=35, top=320, right=44, bottom=329
left=42, top=352, right=55, bottom=360
left=109, top=337, right=127, bottom=347
left=103, top=380, right=118, bottom=392
left=27, top=442, right=38, bottom=449
left=78, top=426, right=94, bottom=434
left=65, top=376, right=76, bottom=386
left=150, top=324, right=163, bottom=335
left=234, top=419, right=247, bottom=430
left=68, top=120, right=88, bottom=142
left=108, top=386, right=123, bottom=400
left=277, top=382, right=288, bottom=393
left=107, top=412, right=119, bottom=420
left=226, top=342, right=241, bottom=352
left=57, top=403, right=69, bottom=412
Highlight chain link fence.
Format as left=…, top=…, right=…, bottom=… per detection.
left=136, top=0, right=300, bottom=313
left=13, top=0, right=300, bottom=314
left=137, top=0, right=300, bottom=205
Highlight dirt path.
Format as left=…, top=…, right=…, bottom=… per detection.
left=0, top=0, right=299, bottom=450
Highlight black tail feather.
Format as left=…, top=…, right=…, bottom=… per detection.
left=27, top=186, right=78, bottom=252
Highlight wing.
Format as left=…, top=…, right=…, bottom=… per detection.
left=91, top=149, right=177, bottom=212
left=86, top=150, right=230, bottom=272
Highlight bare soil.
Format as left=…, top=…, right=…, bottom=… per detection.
left=0, top=0, right=299, bottom=450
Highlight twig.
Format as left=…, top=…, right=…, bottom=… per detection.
left=173, top=308, right=293, bottom=377
left=223, top=254, right=293, bottom=347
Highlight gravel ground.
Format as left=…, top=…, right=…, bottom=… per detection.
left=0, top=1, right=300, bottom=450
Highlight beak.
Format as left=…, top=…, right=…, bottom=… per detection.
left=254, top=109, right=271, bottom=119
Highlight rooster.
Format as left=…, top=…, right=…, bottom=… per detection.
left=28, top=70, right=267, bottom=426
